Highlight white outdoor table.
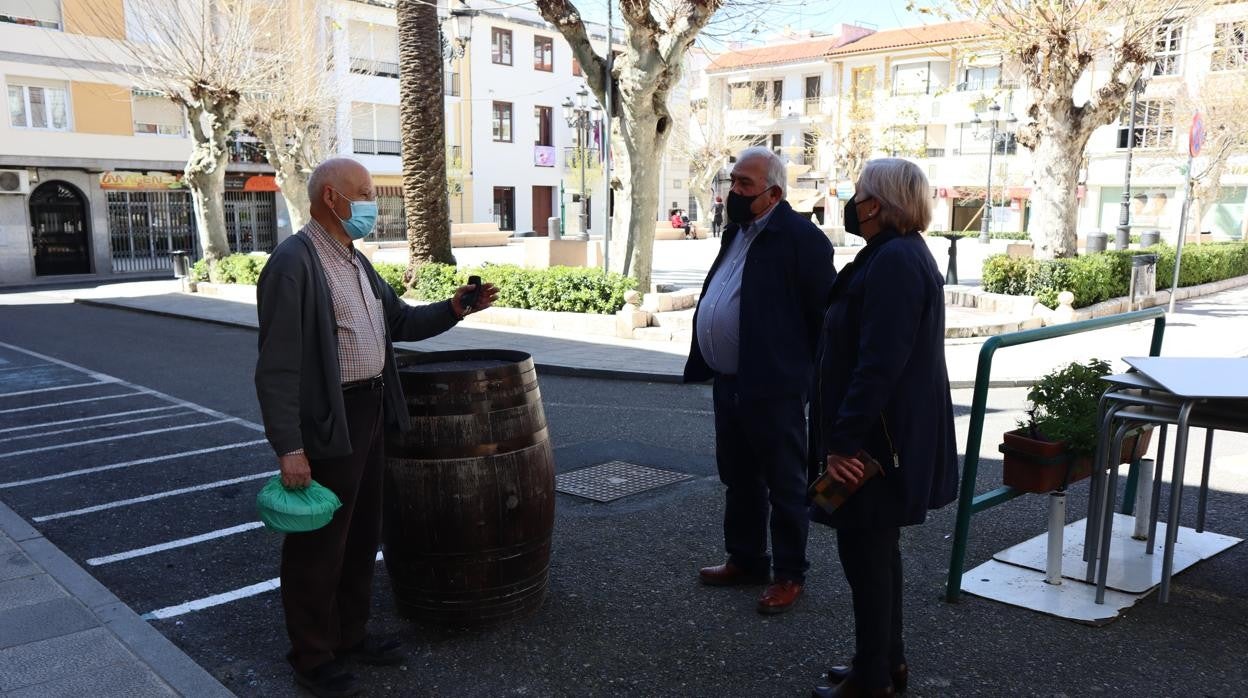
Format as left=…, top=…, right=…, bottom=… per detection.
left=1088, top=357, right=1248, bottom=603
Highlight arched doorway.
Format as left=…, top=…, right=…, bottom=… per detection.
left=30, top=181, right=91, bottom=275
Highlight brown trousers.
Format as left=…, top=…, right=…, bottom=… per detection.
left=281, top=385, right=384, bottom=673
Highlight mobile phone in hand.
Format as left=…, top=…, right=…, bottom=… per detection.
left=462, top=274, right=482, bottom=311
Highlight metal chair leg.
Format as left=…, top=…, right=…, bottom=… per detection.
left=1147, top=424, right=1168, bottom=555
left=1197, top=428, right=1214, bottom=533
left=1160, top=403, right=1194, bottom=604
left=1096, top=422, right=1133, bottom=604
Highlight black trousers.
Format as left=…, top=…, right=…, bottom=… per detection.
left=281, top=385, right=384, bottom=673
left=836, top=526, right=905, bottom=690
left=712, top=375, right=810, bottom=582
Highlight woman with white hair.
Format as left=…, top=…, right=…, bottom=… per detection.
left=809, top=158, right=959, bottom=698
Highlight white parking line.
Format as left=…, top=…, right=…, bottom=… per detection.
left=0, top=418, right=234, bottom=459
left=0, top=439, right=269, bottom=489
left=0, top=364, right=44, bottom=373
left=142, top=552, right=384, bottom=620
left=0, top=342, right=264, bottom=433
left=0, top=392, right=140, bottom=415
left=88, top=522, right=267, bottom=565
left=34, top=470, right=277, bottom=521
left=0, top=410, right=193, bottom=444
left=0, top=405, right=182, bottom=434
left=0, top=381, right=110, bottom=399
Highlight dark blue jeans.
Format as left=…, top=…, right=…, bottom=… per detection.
left=712, top=375, right=810, bottom=582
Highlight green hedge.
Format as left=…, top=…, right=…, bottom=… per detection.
left=410, top=263, right=637, bottom=315
left=190, top=254, right=268, bottom=285
left=372, top=262, right=406, bottom=297
left=981, top=242, right=1248, bottom=308
left=931, top=231, right=1031, bottom=241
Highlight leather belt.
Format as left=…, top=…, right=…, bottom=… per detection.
left=342, top=373, right=384, bottom=393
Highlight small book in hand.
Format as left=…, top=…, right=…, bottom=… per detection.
left=809, top=450, right=884, bottom=514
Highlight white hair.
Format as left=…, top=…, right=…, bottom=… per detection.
left=736, top=146, right=787, bottom=198
left=856, top=158, right=932, bottom=234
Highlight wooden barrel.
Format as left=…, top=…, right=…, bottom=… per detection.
left=382, top=349, right=555, bottom=627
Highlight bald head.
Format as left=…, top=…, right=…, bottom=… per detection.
left=308, top=157, right=374, bottom=242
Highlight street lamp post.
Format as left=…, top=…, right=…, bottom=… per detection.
left=973, top=103, right=1002, bottom=244
left=1117, top=75, right=1149, bottom=250
left=562, top=87, right=600, bottom=242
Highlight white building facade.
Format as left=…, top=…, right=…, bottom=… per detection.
left=705, top=12, right=1248, bottom=241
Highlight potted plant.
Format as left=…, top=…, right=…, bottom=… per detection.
left=1000, top=358, right=1152, bottom=494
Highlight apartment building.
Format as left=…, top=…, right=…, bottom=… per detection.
left=0, top=0, right=287, bottom=285
left=706, top=12, right=1248, bottom=240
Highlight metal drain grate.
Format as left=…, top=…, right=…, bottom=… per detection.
left=555, top=461, right=693, bottom=502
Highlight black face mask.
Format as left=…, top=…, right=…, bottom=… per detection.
left=843, top=197, right=861, bottom=236
left=726, top=189, right=769, bottom=225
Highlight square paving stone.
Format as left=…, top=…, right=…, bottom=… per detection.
left=0, top=574, right=64, bottom=613
left=0, top=598, right=98, bottom=649
left=0, top=627, right=133, bottom=691
left=555, top=461, right=693, bottom=502
left=6, top=657, right=175, bottom=698
left=0, top=548, right=36, bottom=582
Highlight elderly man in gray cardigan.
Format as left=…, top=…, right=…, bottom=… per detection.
left=254, top=157, right=496, bottom=698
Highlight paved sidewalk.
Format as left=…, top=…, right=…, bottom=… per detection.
left=32, top=279, right=1247, bottom=387
left=0, top=501, right=231, bottom=697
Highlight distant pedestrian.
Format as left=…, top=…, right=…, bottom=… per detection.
left=254, top=157, right=496, bottom=698
left=809, top=158, right=958, bottom=698
left=712, top=196, right=724, bottom=237
left=685, top=146, right=836, bottom=615
left=671, top=209, right=693, bottom=239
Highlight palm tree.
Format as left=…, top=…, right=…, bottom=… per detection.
left=397, top=0, right=454, bottom=276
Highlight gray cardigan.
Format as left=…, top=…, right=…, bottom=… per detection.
left=254, top=231, right=459, bottom=459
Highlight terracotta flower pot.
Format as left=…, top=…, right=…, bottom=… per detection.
left=998, top=428, right=1152, bottom=494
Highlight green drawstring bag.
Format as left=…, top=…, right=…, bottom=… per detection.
left=256, top=475, right=342, bottom=533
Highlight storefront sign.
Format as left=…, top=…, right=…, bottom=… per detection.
left=100, top=171, right=185, bottom=190
left=225, top=174, right=280, bottom=192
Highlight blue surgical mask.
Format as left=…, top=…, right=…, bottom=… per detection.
left=330, top=188, right=378, bottom=240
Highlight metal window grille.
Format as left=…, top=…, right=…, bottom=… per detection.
left=371, top=185, right=407, bottom=243
left=224, top=191, right=277, bottom=253
left=106, top=190, right=197, bottom=273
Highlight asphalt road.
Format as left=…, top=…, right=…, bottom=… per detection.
left=0, top=299, right=1245, bottom=697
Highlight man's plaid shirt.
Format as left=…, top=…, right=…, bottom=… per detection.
left=304, top=220, right=386, bottom=383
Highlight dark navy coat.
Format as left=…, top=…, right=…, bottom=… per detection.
left=810, top=230, right=959, bottom=528
left=683, top=200, right=836, bottom=399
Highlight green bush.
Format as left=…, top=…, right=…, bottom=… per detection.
left=191, top=259, right=209, bottom=283
left=408, top=262, right=637, bottom=315
left=980, top=242, right=1248, bottom=309
left=931, top=230, right=1030, bottom=241
left=211, top=253, right=268, bottom=285
left=372, top=262, right=407, bottom=297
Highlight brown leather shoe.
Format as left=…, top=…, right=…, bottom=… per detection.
left=757, top=579, right=803, bottom=614
left=826, top=664, right=908, bottom=693
left=699, top=561, right=770, bottom=586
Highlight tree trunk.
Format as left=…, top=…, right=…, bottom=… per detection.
left=184, top=100, right=234, bottom=267
left=397, top=0, right=453, bottom=277
left=255, top=122, right=314, bottom=234
left=1027, top=114, right=1088, bottom=260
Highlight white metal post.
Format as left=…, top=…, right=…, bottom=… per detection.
left=1046, top=491, right=1066, bottom=585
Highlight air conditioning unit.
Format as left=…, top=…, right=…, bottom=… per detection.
left=0, top=170, right=31, bottom=195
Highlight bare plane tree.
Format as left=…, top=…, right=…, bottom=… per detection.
left=535, top=0, right=724, bottom=289
left=940, top=0, right=1189, bottom=258
left=78, top=0, right=280, bottom=267
left=239, top=0, right=339, bottom=234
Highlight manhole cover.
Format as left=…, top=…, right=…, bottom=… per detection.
left=555, top=461, right=693, bottom=502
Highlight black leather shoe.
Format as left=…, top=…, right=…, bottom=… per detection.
left=824, top=664, right=908, bottom=694
left=811, top=677, right=895, bottom=698
left=341, top=636, right=404, bottom=666
left=294, top=663, right=360, bottom=698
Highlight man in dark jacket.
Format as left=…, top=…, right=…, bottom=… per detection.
left=255, top=158, right=496, bottom=697
left=685, top=146, right=836, bottom=614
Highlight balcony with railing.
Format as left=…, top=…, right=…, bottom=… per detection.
left=447, top=145, right=463, bottom=165
left=925, top=148, right=946, bottom=158
left=804, top=96, right=822, bottom=116
left=956, top=79, right=1020, bottom=92
left=350, top=57, right=400, bottom=79
left=444, top=71, right=460, bottom=97
left=353, top=138, right=401, bottom=156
